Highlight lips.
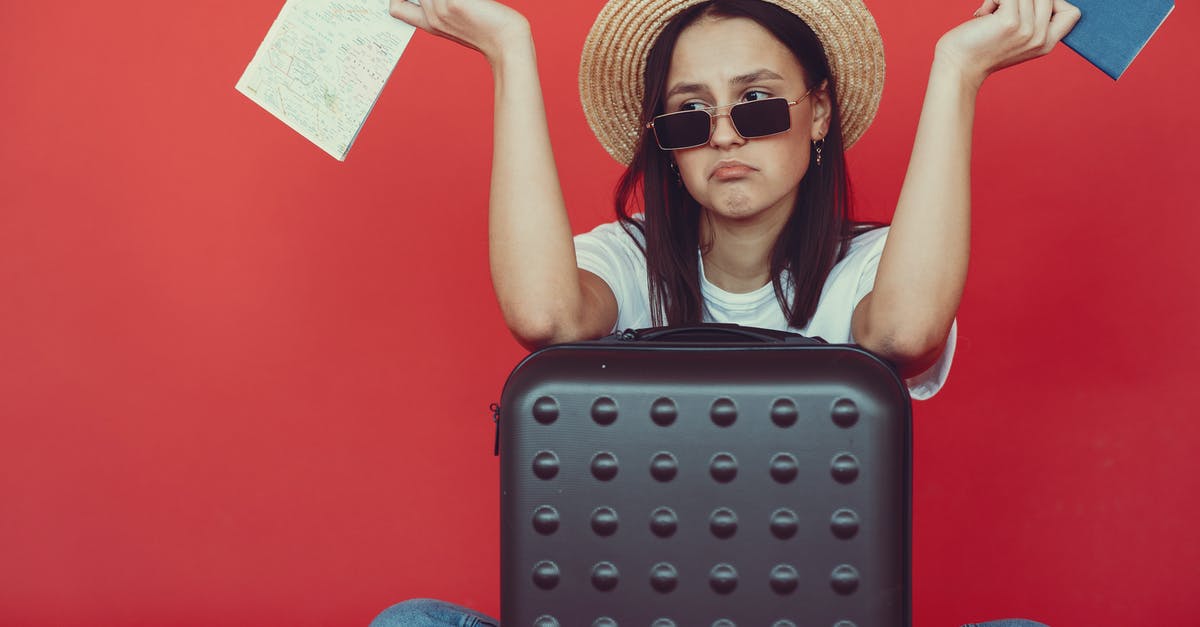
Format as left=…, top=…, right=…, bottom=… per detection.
left=709, top=160, right=756, bottom=181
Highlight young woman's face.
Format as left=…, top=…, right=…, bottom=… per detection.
left=664, top=16, right=830, bottom=225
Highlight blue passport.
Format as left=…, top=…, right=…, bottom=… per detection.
left=1062, top=0, right=1175, bottom=80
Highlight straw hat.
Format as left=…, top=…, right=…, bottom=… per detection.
left=579, top=0, right=886, bottom=165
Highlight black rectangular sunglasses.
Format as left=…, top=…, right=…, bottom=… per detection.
left=647, top=92, right=810, bottom=151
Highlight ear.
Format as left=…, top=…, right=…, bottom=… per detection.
left=809, top=79, right=832, bottom=139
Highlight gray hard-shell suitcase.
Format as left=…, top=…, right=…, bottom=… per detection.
left=496, top=324, right=912, bottom=627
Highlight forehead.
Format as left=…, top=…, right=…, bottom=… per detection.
left=666, top=16, right=806, bottom=94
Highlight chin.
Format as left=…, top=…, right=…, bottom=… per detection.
left=705, top=189, right=775, bottom=221
left=711, top=205, right=764, bottom=221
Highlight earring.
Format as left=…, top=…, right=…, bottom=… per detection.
left=813, top=138, right=824, bottom=167
left=668, top=161, right=682, bottom=186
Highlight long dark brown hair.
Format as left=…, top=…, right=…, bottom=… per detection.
left=612, top=0, right=884, bottom=328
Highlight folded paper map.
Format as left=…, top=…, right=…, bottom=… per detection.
left=237, top=0, right=417, bottom=160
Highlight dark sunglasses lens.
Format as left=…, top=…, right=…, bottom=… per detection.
left=654, top=110, right=711, bottom=149
left=730, top=98, right=790, bottom=138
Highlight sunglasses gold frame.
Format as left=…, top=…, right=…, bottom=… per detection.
left=646, top=90, right=813, bottom=151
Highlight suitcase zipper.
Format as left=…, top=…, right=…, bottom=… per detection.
left=491, top=402, right=501, bottom=457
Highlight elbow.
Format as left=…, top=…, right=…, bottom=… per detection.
left=506, top=311, right=562, bottom=351
left=857, top=326, right=948, bottom=379
left=504, top=308, right=590, bottom=351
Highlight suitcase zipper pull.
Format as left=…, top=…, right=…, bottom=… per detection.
left=491, top=402, right=501, bottom=457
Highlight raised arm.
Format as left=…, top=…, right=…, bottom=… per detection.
left=851, top=0, right=1080, bottom=377
left=389, top=0, right=617, bottom=349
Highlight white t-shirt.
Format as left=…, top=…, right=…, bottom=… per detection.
left=574, top=219, right=956, bottom=400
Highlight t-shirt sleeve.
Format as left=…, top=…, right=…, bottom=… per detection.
left=850, top=229, right=957, bottom=401
left=573, top=220, right=651, bottom=332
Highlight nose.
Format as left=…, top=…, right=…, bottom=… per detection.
left=708, top=110, right=745, bottom=149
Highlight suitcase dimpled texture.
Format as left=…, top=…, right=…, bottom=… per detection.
left=498, top=327, right=912, bottom=627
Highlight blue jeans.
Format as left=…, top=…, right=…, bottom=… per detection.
left=370, top=599, right=499, bottom=627
left=368, top=599, right=1047, bottom=627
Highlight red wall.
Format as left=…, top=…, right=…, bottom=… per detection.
left=2, top=1, right=1196, bottom=625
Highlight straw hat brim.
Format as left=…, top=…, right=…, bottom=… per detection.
left=579, top=0, right=885, bottom=166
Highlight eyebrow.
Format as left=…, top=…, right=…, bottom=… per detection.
left=665, top=69, right=786, bottom=100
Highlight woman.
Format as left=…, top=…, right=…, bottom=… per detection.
left=372, top=0, right=1079, bottom=624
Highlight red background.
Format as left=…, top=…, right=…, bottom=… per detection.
left=2, top=1, right=1197, bottom=625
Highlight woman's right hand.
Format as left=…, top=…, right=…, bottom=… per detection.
left=388, top=0, right=530, bottom=65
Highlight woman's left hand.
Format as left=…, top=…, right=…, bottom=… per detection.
left=935, top=0, right=1082, bottom=87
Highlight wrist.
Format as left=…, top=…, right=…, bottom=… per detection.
left=931, top=43, right=987, bottom=94
left=484, top=18, right=533, bottom=68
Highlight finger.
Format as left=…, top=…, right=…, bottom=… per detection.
left=421, top=0, right=486, bottom=52
left=389, top=0, right=431, bottom=30
left=419, top=0, right=445, bottom=31
left=424, top=0, right=461, bottom=39
left=996, top=0, right=1019, bottom=20
left=1032, top=0, right=1053, bottom=44
left=421, top=0, right=442, bottom=19
left=973, top=0, right=1000, bottom=17
left=1046, top=0, right=1083, bottom=45
left=1017, top=0, right=1035, bottom=23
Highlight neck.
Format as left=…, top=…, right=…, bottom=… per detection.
left=698, top=207, right=791, bottom=293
